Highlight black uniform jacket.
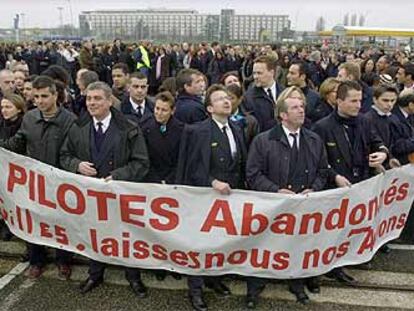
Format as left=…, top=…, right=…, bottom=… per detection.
left=176, top=118, right=247, bottom=187
left=312, top=111, right=385, bottom=186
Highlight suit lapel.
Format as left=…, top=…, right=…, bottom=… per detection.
left=255, top=88, right=274, bottom=106
left=81, top=123, right=92, bottom=160
left=200, top=121, right=212, bottom=174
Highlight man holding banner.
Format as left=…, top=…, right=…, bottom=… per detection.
left=60, top=81, right=150, bottom=297
left=246, top=88, right=330, bottom=305
left=312, top=80, right=388, bottom=285
left=0, top=76, right=76, bottom=280
left=176, top=84, right=252, bottom=311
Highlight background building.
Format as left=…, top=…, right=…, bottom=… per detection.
left=79, top=9, right=292, bottom=42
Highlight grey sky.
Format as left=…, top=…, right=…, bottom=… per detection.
left=1, top=0, right=414, bottom=31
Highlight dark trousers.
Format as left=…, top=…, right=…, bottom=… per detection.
left=0, top=220, right=12, bottom=240
left=29, top=243, right=72, bottom=267
left=88, top=259, right=141, bottom=283
left=400, top=201, right=414, bottom=243
left=289, top=277, right=318, bottom=293
left=246, top=277, right=266, bottom=296
left=188, top=276, right=223, bottom=296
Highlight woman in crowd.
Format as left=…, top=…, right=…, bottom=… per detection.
left=207, top=50, right=227, bottom=84
left=0, top=93, right=26, bottom=241
left=308, top=78, right=340, bottom=123
left=227, top=83, right=260, bottom=146
left=361, top=58, right=378, bottom=87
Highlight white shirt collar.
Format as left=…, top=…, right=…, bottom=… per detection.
left=93, top=113, right=112, bottom=133
left=282, top=124, right=300, bottom=147
left=212, top=117, right=229, bottom=130
left=372, top=105, right=391, bottom=117
left=130, top=97, right=146, bottom=112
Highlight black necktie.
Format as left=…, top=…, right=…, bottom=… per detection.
left=95, top=122, right=105, bottom=151
left=267, top=88, right=275, bottom=103
left=289, top=133, right=299, bottom=163
left=136, top=106, right=143, bottom=118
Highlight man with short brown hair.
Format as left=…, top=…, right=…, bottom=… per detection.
left=241, top=55, right=282, bottom=132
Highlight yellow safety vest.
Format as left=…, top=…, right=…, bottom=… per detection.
left=137, top=46, right=151, bottom=69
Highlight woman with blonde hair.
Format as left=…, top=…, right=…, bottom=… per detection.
left=307, top=78, right=340, bottom=123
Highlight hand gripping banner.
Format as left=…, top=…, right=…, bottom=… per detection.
left=1, top=147, right=414, bottom=279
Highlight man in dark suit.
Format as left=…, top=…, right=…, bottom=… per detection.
left=389, top=91, right=414, bottom=165
left=241, top=55, right=283, bottom=132
left=60, top=81, right=150, bottom=298
left=174, top=68, right=207, bottom=124
left=120, top=71, right=154, bottom=125
left=312, top=80, right=388, bottom=285
left=286, top=60, right=321, bottom=122
left=176, top=84, right=251, bottom=311
left=362, top=85, right=401, bottom=254
left=246, top=95, right=329, bottom=305
left=363, top=85, right=400, bottom=168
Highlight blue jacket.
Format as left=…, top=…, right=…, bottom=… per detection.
left=175, top=93, right=207, bottom=124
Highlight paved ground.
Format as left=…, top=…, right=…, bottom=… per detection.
left=0, top=276, right=405, bottom=311
left=0, top=240, right=413, bottom=310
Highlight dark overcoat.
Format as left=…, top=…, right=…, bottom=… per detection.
left=246, top=123, right=329, bottom=192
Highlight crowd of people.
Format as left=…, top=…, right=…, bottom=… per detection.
left=0, top=38, right=414, bottom=310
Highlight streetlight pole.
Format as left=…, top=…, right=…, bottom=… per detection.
left=57, top=6, right=64, bottom=36
left=66, top=0, right=74, bottom=36
left=20, top=13, right=25, bottom=41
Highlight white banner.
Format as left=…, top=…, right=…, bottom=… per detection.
left=0, top=147, right=413, bottom=279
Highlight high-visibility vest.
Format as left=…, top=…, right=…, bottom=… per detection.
left=137, top=46, right=151, bottom=69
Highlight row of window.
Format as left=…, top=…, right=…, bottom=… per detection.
left=87, top=16, right=208, bottom=22
left=91, top=21, right=284, bottom=28
left=85, top=15, right=288, bottom=23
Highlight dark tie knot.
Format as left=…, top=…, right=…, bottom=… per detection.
left=267, top=88, right=274, bottom=101
left=97, top=122, right=103, bottom=132
left=289, top=133, right=298, bottom=149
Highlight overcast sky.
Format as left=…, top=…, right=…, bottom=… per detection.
left=1, top=0, right=414, bottom=31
